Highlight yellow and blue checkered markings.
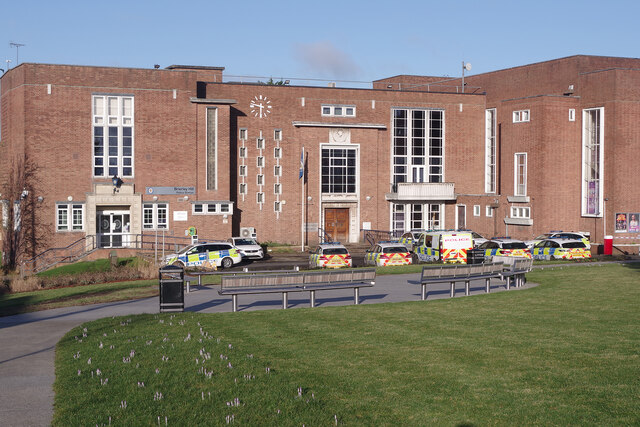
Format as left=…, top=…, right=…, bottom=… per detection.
left=484, top=248, right=531, bottom=259
left=414, top=246, right=440, bottom=262
left=177, top=248, right=238, bottom=267
left=532, top=247, right=590, bottom=260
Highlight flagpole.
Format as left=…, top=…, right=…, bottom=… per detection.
left=300, top=147, right=305, bottom=252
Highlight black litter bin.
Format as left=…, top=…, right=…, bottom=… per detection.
left=159, top=264, right=185, bottom=312
left=467, top=249, right=485, bottom=265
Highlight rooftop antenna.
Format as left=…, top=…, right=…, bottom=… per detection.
left=10, top=42, right=26, bottom=65
left=461, top=61, right=472, bottom=93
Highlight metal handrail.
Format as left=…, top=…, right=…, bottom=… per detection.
left=317, top=227, right=332, bottom=243
left=361, top=229, right=402, bottom=246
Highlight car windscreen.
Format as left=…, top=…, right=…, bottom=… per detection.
left=234, top=238, right=256, bottom=245
left=323, top=248, right=348, bottom=255
left=177, top=245, right=196, bottom=255
left=383, top=246, right=408, bottom=254
left=502, top=242, right=528, bottom=249
left=534, top=234, right=552, bottom=240
left=562, top=242, right=586, bottom=249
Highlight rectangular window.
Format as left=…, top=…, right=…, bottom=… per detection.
left=274, top=129, right=282, bottom=140
left=239, top=146, right=247, bottom=158
left=274, top=147, right=281, bottom=159
left=257, top=156, right=264, bottom=168
left=239, top=165, right=247, bottom=176
left=510, top=206, right=531, bottom=219
left=274, top=165, right=281, bottom=176
left=57, top=203, right=84, bottom=231
left=391, top=203, right=441, bottom=235
left=274, top=183, right=281, bottom=194
left=257, top=174, right=264, bottom=186
left=569, top=109, right=575, bottom=122
left=257, top=192, right=264, bottom=204
left=239, top=183, right=247, bottom=194
left=321, top=104, right=356, bottom=117
left=473, top=205, right=480, bottom=216
left=92, top=95, right=134, bottom=178
left=485, top=109, right=497, bottom=193
left=206, top=108, right=217, bottom=190
left=239, top=128, right=247, bottom=140
left=486, top=206, right=493, bottom=217
left=191, top=202, right=233, bottom=215
left=143, top=203, right=168, bottom=229
left=257, top=138, right=265, bottom=150
left=514, top=153, right=527, bottom=196
left=456, top=205, right=466, bottom=230
left=513, top=109, right=530, bottom=123
left=274, top=201, right=281, bottom=212
left=582, top=108, right=604, bottom=216
left=321, top=147, right=357, bottom=194
left=392, top=108, right=444, bottom=186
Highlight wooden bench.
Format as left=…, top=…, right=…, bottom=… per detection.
left=419, top=262, right=505, bottom=300
left=218, top=268, right=376, bottom=312
left=500, top=258, right=533, bottom=289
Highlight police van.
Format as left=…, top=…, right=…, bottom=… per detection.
left=413, top=231, right=474, bottom=264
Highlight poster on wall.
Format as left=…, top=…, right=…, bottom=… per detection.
left=629, top=213, right=640, bottom=233
left=615, top=213, right=628, bottom=232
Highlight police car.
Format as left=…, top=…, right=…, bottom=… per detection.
left=525, top=231, right=591, bottom=249
left=532, top=238, right=592, bottom=260
left=478, top=238, right=532, bottom=260
left=165, top=242, right=243, bottom=269
left=309, top=242, right=352, bottom=269
left=364, top=242, right=412, bottom=267
left=398, top=230, right=426, bottom=251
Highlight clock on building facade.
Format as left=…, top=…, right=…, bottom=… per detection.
left=250, top=95, right=272, bottom=118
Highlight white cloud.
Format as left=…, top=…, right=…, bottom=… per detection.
left=293, top=41, right=362, bottom=79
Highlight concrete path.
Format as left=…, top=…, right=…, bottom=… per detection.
left=0, top=273, right=533, bottom=426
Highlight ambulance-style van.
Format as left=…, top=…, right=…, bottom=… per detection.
left=413, top=231, right=474, bottom=264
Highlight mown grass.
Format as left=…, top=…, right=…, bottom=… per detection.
left=53, top=264, right=640, bottom=426
left=36, top=257, right=138, bottom=277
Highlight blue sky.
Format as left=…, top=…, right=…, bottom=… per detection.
left=2, top=0, right=639, bottom=87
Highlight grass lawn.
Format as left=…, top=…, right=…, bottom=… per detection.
left=53, top=264, right=640, bottom=426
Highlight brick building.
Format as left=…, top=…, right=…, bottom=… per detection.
left=1, top=55, right=639, bottom=265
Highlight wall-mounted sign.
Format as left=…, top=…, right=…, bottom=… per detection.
left=173, top=211, right=188, bottom=221
left=146, top=186, right=195, bottom=195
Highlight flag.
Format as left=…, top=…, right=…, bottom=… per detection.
left=299, top=147, right=304, bottom=180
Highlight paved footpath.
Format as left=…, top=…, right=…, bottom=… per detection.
left=0, top=273, right=533, bottom=426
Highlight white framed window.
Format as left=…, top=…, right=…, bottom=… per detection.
left=239, top=165, right=247, bottom=176
left=257, top=192, right=264, bottom=204
left=485, top=109, right=497, bottom=193
left=274, top=201, right=281, bottom=212
left=257, top=174, right=264, bottom=186
left=321, top=104, right=356, bottom=117
left=239, top=183, right=247, bottom=195
left=92, top=95, right=134, bottom=178
left=256, top=138, right=265, bottom=150
left=569, top=109, right=575, bottom=122
left=143, top=203, right=168, bottom=230
left=191, top=201, right=233, bottom=215
left=473, top=205, right=480, bottom=217
left=274, top=183, right=281, bottom=194
left=257, top=156, right=264, bottom=168
left=392, top=108, right=444, bottom=186
left=510, top=206, right=530, bottom=219
left=57, top=203, right=85, bottom=231
left=514, top=153, right=527, bottom=196
left=321, top=146, right=358, bottom=194
left=274, top=165, right=281, bottom=176
left=485, top=206, right=494, bottom=217
left=239, top=146, right=247, bottom=158
left=274, top=129, right=282, bottom=141
left=274, top=147, right=281, bottom=159
left=391, top=203, right=442, bottom=235
left=513, top=110, right=530, bottom=123
left=239, top=128, right=248, bottom=140
left=582, top=107, right=604, bottom=216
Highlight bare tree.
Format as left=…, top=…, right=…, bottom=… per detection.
left=1, top=152, right=46, bottom=273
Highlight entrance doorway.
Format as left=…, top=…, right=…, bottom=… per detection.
left=324, top=208, right=349, bottom=242
left=97, top=209, right=131, bottom=248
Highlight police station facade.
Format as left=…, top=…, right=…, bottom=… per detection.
left=1, top=55, right=639, bottom=259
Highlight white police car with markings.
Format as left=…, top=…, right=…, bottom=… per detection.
left=165, top=242, right=242, bottom=269
left=532, top=238, right=591, bottom=260
left=309, top=242, right=352, bottom=269
left=364, top=242, right=412, bottom=267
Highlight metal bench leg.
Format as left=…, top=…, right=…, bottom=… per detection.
left=354, top=287, right=360, bottom=305
left=186, top=281, right=190, bottom=294
left=282, top=292, right=288, bottom=309
left=310, top=290, right=316, bottom=308
left=485, top=278, right=490, bottom=293
left=450, top=281, right=455, bottom=298
left=232, top=295, right=238, bottom=313
left=506, top=277, right=511, bottom=290
left=421, top=283, right=427, bottom=301
left=465, top=280, right=470, bottom=296
left=198, top=275, right=202, bottom=289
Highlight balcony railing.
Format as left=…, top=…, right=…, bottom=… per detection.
left=385, top=182, right=456, bottom=201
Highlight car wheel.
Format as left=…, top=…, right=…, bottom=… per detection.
left=221, top=257, right=233, bottom=269
left=412, top=253, right=419, bottom=264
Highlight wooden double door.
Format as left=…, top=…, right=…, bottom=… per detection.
left=324, top=208, right=349, bottom=242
